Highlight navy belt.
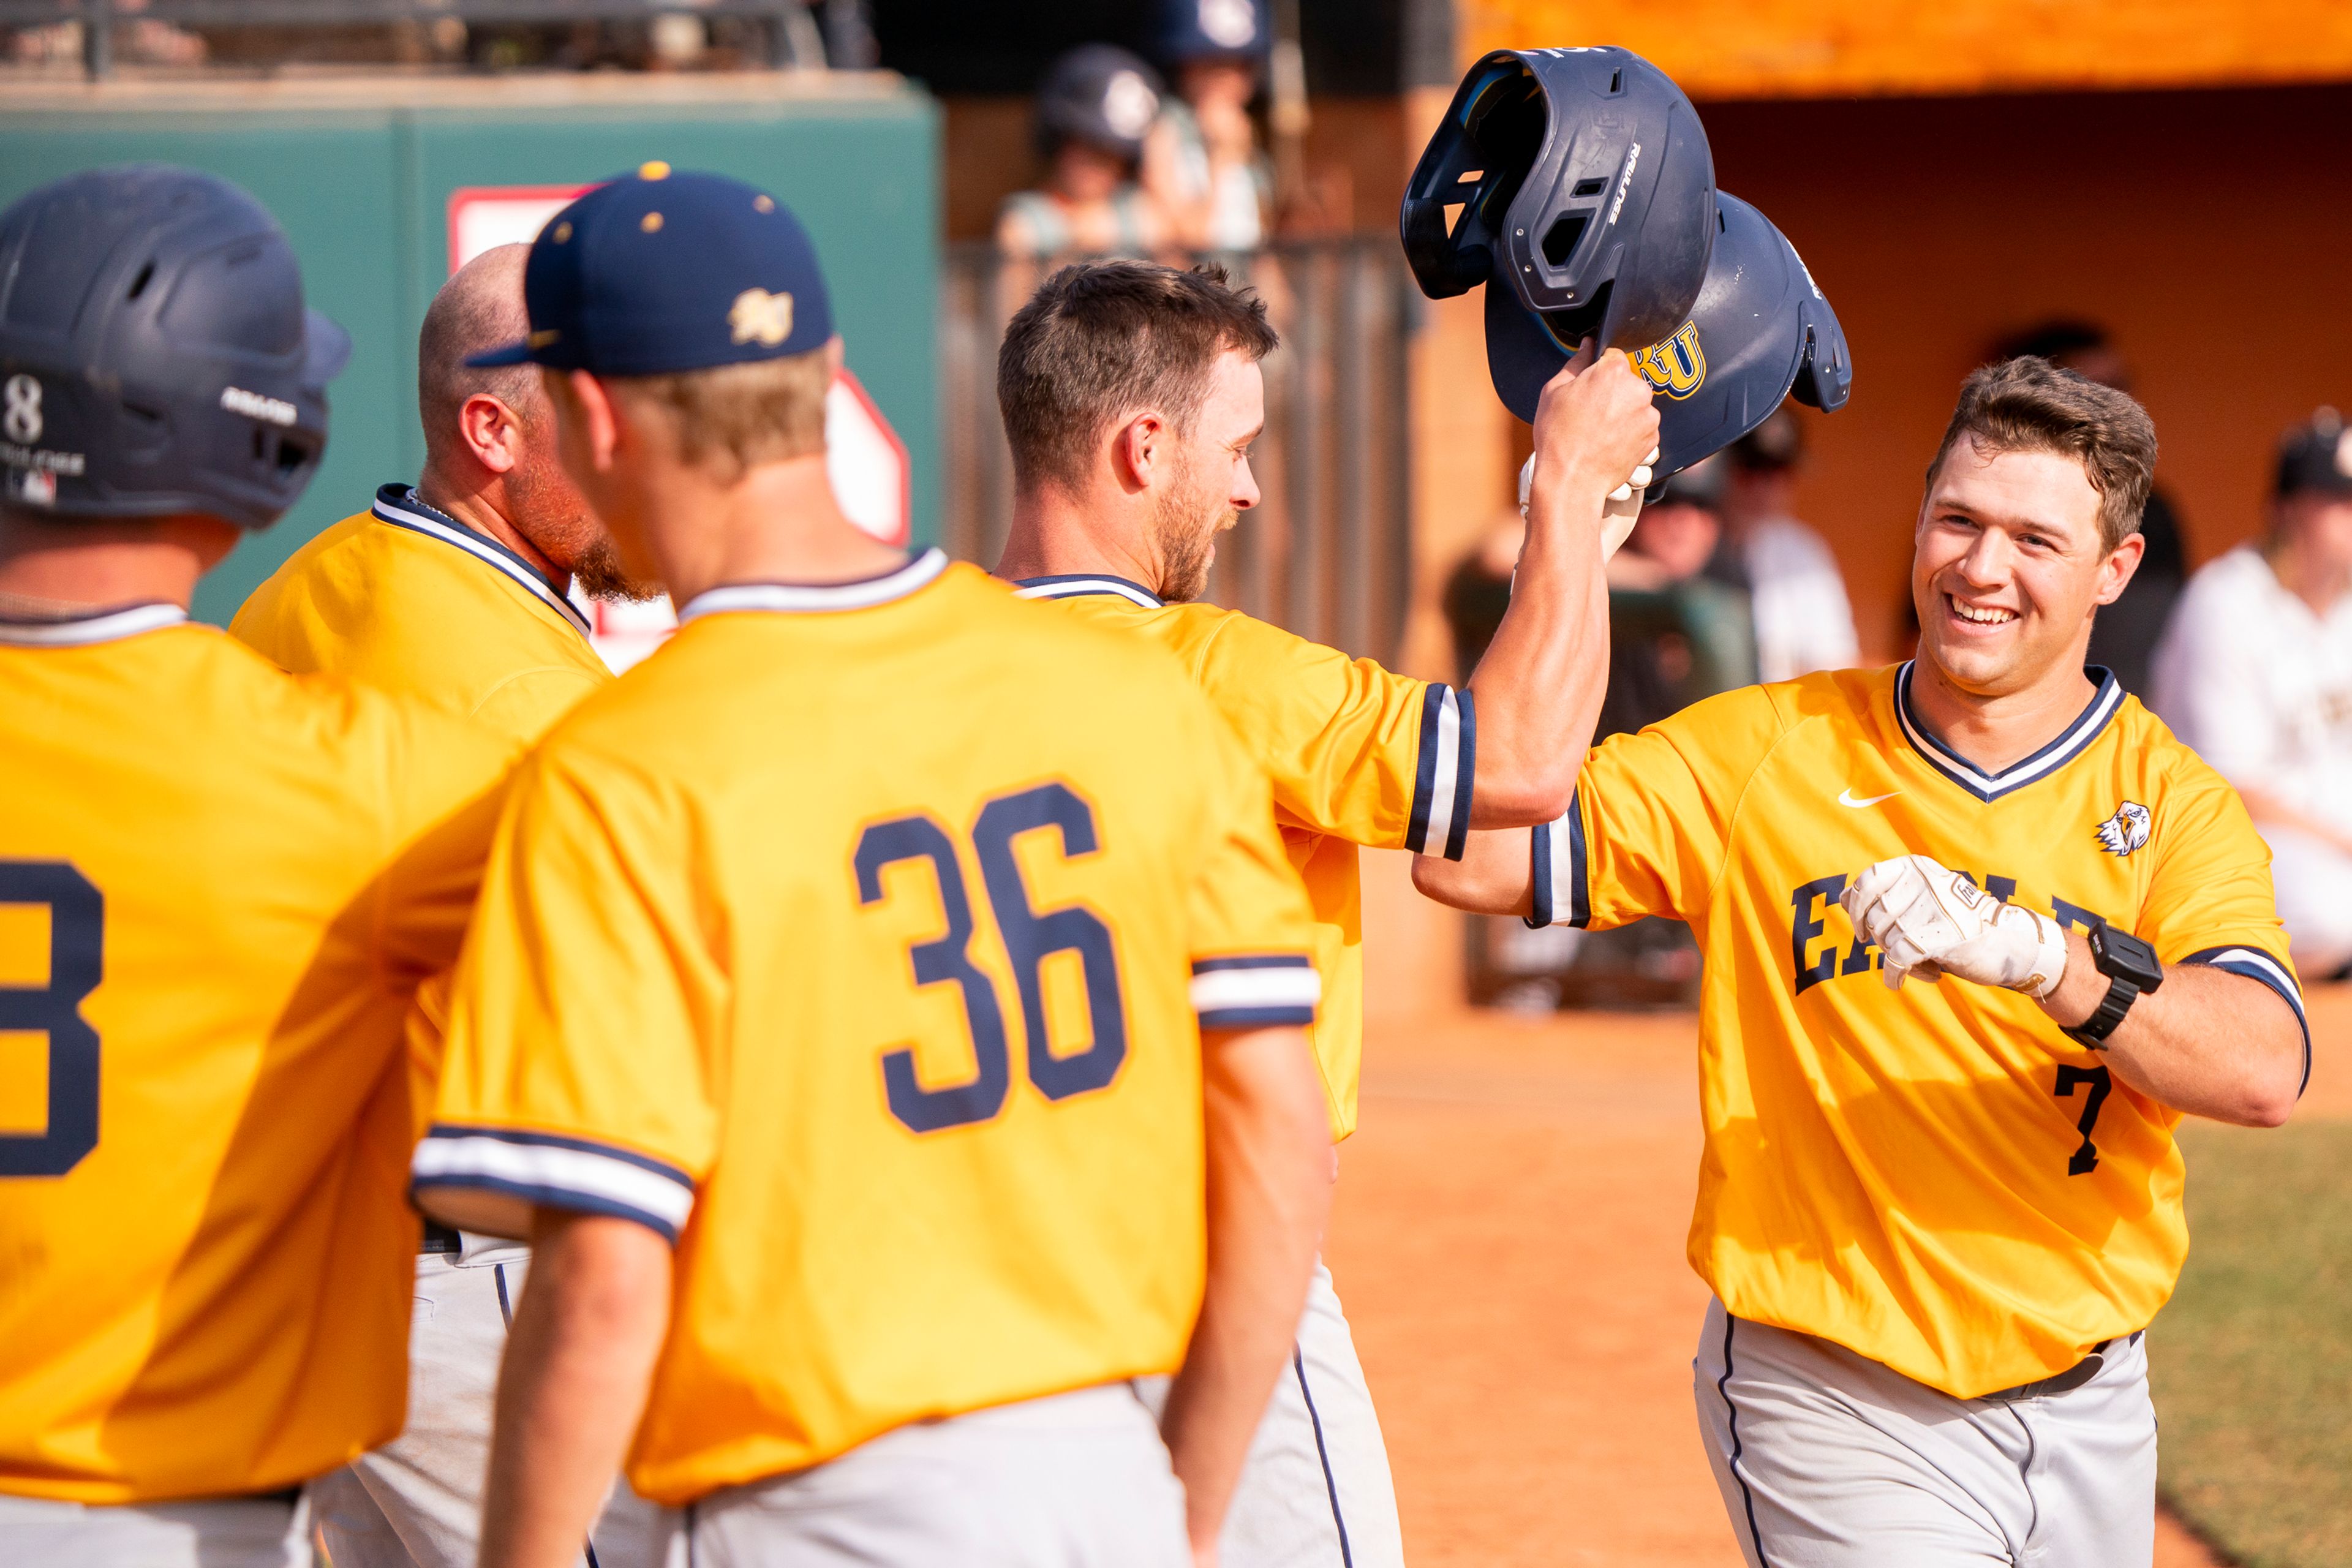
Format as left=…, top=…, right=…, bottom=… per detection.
left=1982, top=1331, right=2140, bottom=1401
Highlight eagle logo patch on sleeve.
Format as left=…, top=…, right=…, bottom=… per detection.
left=2094, top=801, right=2152, bottom=858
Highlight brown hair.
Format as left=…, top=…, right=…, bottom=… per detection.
left=1926, top=356, right=2157, bottom=552
left=609, top=348, right=832, bottom=480
left=997, top=260, right=1278, bottom=493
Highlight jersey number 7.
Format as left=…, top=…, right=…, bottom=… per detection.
left=0, top=861, right=103, bottom=1177
left=856, top=782, right=1127, bottom=1134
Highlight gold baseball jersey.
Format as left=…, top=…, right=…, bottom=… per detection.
left=0, top=606, right=514, bottom=1504
left=232, top=484, right=610, bottom=744
left=1529, top=663, right=2302, bottom=1398
left=412, top=553, right=1321, bottom=1504
left=1012, top=575, right=1473, bottom=1139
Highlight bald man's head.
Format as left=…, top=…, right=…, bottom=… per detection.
left=412, top=244, right=651, bottom=601
left=419, top=244, right=541, bottom=462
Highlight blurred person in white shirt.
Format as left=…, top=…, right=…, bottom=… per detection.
left=1706, top=407, right=1861, bottom=680
left=2152, top=409, right=2352, bottom=976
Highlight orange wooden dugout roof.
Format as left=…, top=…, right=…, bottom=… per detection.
left=1459, top=0, right=2352, bottom=99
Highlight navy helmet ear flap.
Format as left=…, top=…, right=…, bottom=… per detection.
left=1792, top=298, right=1853, bottom=414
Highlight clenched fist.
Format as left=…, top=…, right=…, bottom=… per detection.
left=1841, top=854, right=2070, bottom=998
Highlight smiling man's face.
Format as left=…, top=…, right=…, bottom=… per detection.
left=1911, top=433, right=2142, bottom=697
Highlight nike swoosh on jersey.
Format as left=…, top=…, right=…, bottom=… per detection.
left=1838, top=788, right=1901, bottom=808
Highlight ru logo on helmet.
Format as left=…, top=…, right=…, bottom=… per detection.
left=1633, top=322, right=1706, bottom=401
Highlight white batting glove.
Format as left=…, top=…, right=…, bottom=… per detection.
left=1521, top=454, right=1644, bottom=563
left=1840, top=854, right=2070, bottom=998
left=1607, top=445, right=1660, bottom=504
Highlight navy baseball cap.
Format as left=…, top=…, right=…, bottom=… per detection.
left=469, top=162, right=834, bottom=375
left=2276, top=408, right=2352, bottom=501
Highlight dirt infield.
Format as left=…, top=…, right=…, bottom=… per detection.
left=1325, top=1003, right=2230, bottom=1566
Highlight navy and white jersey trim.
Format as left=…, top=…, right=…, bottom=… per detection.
left=410, top=1123, right=696, bottom=1243
left=1526, top=789, right=1591, bottom=929
left=1191, top=954, right=1321, bottom=1029
left=2181, top=944, right=2310, bottom=1095
left=1406, top=685, right=1476, bottom=861
left=0, top=601, right=187, bottom=646
left=1011, top=573, right=1165, bottom=609
left=679, top=549, right=948, bottom=620
left=371, top=484, right=594, bottom=638
left=1895, top=661, right=2124, bottom=802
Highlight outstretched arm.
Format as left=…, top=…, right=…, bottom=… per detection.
left=1463, top=347, right=1658, bottom=827
left=1413, top=826, right=1539, bottom=916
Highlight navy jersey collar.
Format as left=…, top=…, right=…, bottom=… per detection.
left=1894, top=661, right=2124, bottom=802
left=1011, top=573, right=1164, bottom=609
left=677, top=549, right=949, bottom=621
left=371, top=484, right=592, bottom=637
left=0, top=601, right=188, bottom=646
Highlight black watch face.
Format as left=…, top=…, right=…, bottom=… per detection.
left=2094, top=925, right=2163, bottom=990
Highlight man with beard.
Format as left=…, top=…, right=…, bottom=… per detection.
left=230, top=240, right=665, bottom=1568
left=993, top=258, right=1659, bottom=1568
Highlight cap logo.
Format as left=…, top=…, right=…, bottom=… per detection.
left=1101, top=70, right=1160, bottom=139
left=1632, top=322, right=1706, bottom=401
left=729, top=288, right=795, bottom=347
left=1199, top=0, right=1259, bottom=48
left=640, top=161, right=671, bottom=181
left=529, top=329, right=562, bottom=348
left=641, top=213, right=665, bottom=234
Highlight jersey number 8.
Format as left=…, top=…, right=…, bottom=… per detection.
left=856, top=782, right=1128, bottom=1134
left=1, top=861, right=104, bottom=1177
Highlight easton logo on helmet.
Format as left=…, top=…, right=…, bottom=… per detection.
left=1632, top=322, right=1706, bottom=400
left=221, top=385, right=298, bottom=426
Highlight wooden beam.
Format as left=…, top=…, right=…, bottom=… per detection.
left=1460, top=0, right=2352, bottom=98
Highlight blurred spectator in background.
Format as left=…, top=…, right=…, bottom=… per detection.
left=1997, top=320, right=2188, bottom=695
left=1144, top=0, right=1273, bottom=256
left=1443, top=456, right=1755, bottom=734
left=1704, top=406, right=1858, bottom=680
left=997, top=43, right=1169, bottom=262
left=2152, top=409, right=2352, bottom=978
left=1442, top=459, right=1749, bottom=1012
left=1599, top=458, right=1756, bottom=738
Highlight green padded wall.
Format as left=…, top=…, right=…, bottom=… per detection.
left=0, top=77, right=940, bottom=623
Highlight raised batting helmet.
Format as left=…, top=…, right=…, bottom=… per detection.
left=1402, top=46, right=1714, bottom=355
left=1487, top=194, right=1850, bottom=480
left=0, top=164, right=347, bottom=529
left=1035, top=45, right=1166, bottom=167
left=1155, top=0, right=1271, bottom=64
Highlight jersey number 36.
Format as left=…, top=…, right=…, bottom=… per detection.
left=856, top=782, right=1127, bottom=1134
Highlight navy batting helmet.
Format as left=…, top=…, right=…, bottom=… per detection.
left=1486, top=194, right=1850, bottom=480
left=1402, top=46, right=1714, bottom=355
left=1155, top=0, right=1271, bottom=64
left=0, top=164, right=347, bottom=530
left=1036, top=45, right=1166, bottom=167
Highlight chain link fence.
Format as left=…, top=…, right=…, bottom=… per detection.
left=942, top=238, right=1417, bottom=665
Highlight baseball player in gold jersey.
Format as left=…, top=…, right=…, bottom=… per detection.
left=406, top=168, right=1335, bottom=1568
left=232, top=244, right=665, bottom=1568
left=0, top=168, right=516, bottom=1566
left=992, top=259, right=1660, bottom=1568
left=1419, top=358, right=2307, bottom=1567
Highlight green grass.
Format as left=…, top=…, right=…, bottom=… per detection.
left=2153, top=1119, right=2352, bottom=1567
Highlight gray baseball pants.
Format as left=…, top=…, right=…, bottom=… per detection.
left=0, top=1490, right=309, bottom=1566
left=1694, top=1298, right=2158, bottom=1568
left=678, top=1382, right=1188, bottom=1566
